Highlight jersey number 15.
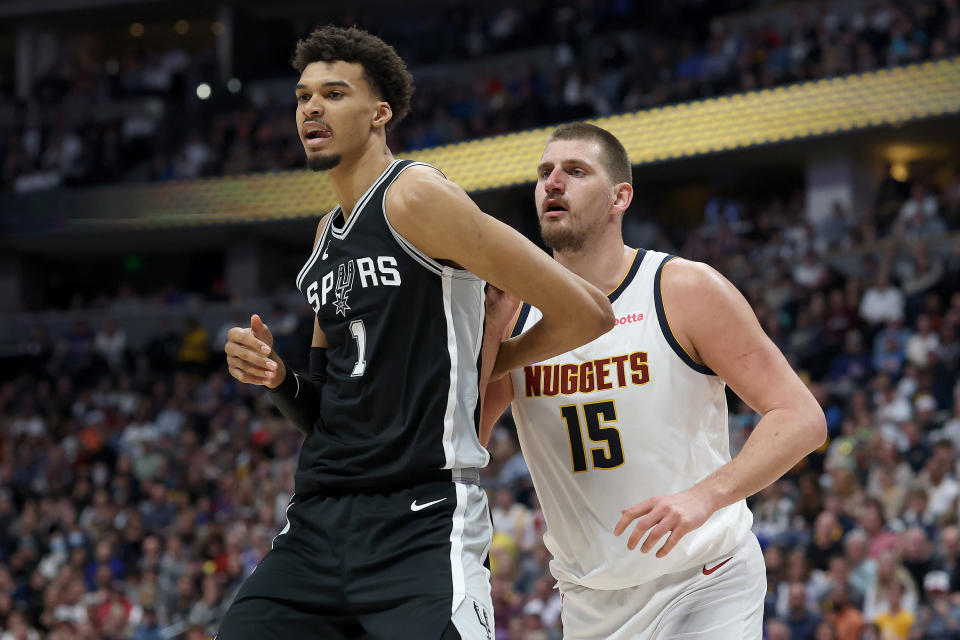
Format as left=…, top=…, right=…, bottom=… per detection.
left=560, top=401, right=625, bottom=473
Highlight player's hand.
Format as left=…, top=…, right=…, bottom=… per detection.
left=224, top=314, right=285, bottom=388
left=613, top=488, right=714, bottom=557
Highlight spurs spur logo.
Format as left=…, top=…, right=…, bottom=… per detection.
left=473, top=600, right=492, bottom=639
left=333, top=260, right=355, bottom=316
left=303, top=256, right=402, bottom=315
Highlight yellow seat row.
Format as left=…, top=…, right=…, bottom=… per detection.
left=67, top=57, right=959, bottom=229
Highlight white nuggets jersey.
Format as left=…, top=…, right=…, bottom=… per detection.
left=508, top=248, right=752, bottom=590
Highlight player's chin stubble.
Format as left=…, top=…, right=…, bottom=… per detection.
left=540, top=223, right=586, bottom=253
left=307, top=153, right=342, bottom=171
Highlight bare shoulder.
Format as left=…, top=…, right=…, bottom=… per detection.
left=312, top=212, right=331, bottom=249
left=385, top=163, right=455, bottom=219
left=661, top=257, right=731, bottom=301
left=383, top=162, right=486, bottom=264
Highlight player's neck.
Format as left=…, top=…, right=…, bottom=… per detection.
left=329, top=142, right=394, bottom=217
left=553, top=235, right=635, bottom=297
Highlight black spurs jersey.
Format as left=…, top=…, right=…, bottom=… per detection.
left=294, top=159, right=489, bottom=494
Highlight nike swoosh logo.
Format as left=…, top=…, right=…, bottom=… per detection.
left=410, top=498, right=447, bottom=512
left=702, top=556, right=733, bottom=575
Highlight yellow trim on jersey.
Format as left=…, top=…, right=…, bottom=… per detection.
left=606, top=248, right=641, bottom=297
left=507, top=305, right=525, bottom=339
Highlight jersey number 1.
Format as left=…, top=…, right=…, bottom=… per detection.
left=560, top=401, right=625, bottom=473
left=349, top=319, right=366, bottom=377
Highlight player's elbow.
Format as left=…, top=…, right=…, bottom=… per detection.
left=801, top=402, right=828, bottom=453
left=583, top=288, right=616, bottom=338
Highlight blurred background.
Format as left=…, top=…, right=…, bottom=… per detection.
left=0, top=0, right=959, bottom=638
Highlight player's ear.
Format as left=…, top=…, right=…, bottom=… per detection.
left=373, top=101, right=392, bottom=130
left=612, top=182, right=633, bottom=214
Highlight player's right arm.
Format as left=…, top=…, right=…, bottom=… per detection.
left=387, top=166, right=615, bottom=380
left=224, top=215, right=330, bottom=434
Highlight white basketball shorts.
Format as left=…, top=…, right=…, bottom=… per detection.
left=559, top=533, right=765, bottom=639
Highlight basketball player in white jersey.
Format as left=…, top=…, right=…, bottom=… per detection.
left=480, top=123, right=827, bottom=639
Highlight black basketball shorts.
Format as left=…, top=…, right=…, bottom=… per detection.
left=216, top=475, right=494, bottom=640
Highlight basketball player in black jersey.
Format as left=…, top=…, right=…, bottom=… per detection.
left=217, top=27, right=614, bottom=640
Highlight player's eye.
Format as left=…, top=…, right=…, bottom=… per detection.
left=328, top=91, right=344, bottom=99
left=570, top=168, right=585, bottom=177
left=297, top=94, right=309, bottom=103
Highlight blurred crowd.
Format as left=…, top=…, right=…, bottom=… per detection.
left=3, top=0, right=960, bottom=192
left=1, top=161, right=959, bottom=640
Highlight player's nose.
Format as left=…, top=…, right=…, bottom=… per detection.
left=301, top=97, right=324, bottom=118
left=543, top=167, right=565, bottom=193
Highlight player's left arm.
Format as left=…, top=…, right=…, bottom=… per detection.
left=477, top=287, right=521, bottom=447
left=614, top=258, right=826, bottom=556
left=386, top=166, right=614, bottom=378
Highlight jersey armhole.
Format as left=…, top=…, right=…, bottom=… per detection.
left=653, top=255, right=716, bottom=376
left=509, top=303, right=532, bottom=338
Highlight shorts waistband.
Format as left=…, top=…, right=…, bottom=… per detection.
left=451, top=467, right=480, bottom=485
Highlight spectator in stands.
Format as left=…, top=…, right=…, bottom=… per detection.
left=829, top=330, right=874, bottom=395
left=900, top=245, right=945, bottom=318
left=906, top=314, right=941, bottom=368
left=94, top=320, right=127, bottom=371
left=846, top=529, right=878, bottom=599
left=824, top=582, right=864, bottom=640
left=176, top=317, right=209, bottom=374
left=491, top=488, right=537, bottom=552
left=917, top=441, right=960, bottom=524
left=871, top=579, right=914, bottom=639
left=894, top=184, right=946, bottom=238
left=900, top=527, right=936, bottom=603
left=809, top=511, right=846, bottom=571
left=521, top=576, right=561, bottom=633
left=814, top=619, right=839, bottom=640
left=863, top=550, right=918, bottom=622
left=783, top=581, right=822, bottom=640
left=858, top=499, right=900, bottom=560
left=860, top=271, right=905, bottom=326
left=767, top=618, right=791, bottom=640
left=794, top=249, right=831, bottom=289
left=914, top=576, right=960, bottom=638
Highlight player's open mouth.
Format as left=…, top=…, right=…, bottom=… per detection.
left=304, top=125, right=332, bottom=147
left=543, top=200, right=568, bottom=218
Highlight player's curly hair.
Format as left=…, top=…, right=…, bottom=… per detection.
left=291, top=26, right=414, bottom=129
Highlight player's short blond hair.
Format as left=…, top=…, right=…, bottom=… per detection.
left=548, top=122, right=632, bottom=186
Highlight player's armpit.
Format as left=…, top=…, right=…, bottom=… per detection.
left=385, top=166, right=615, bottom=377
left=660, top=259, right=826, bottom=507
